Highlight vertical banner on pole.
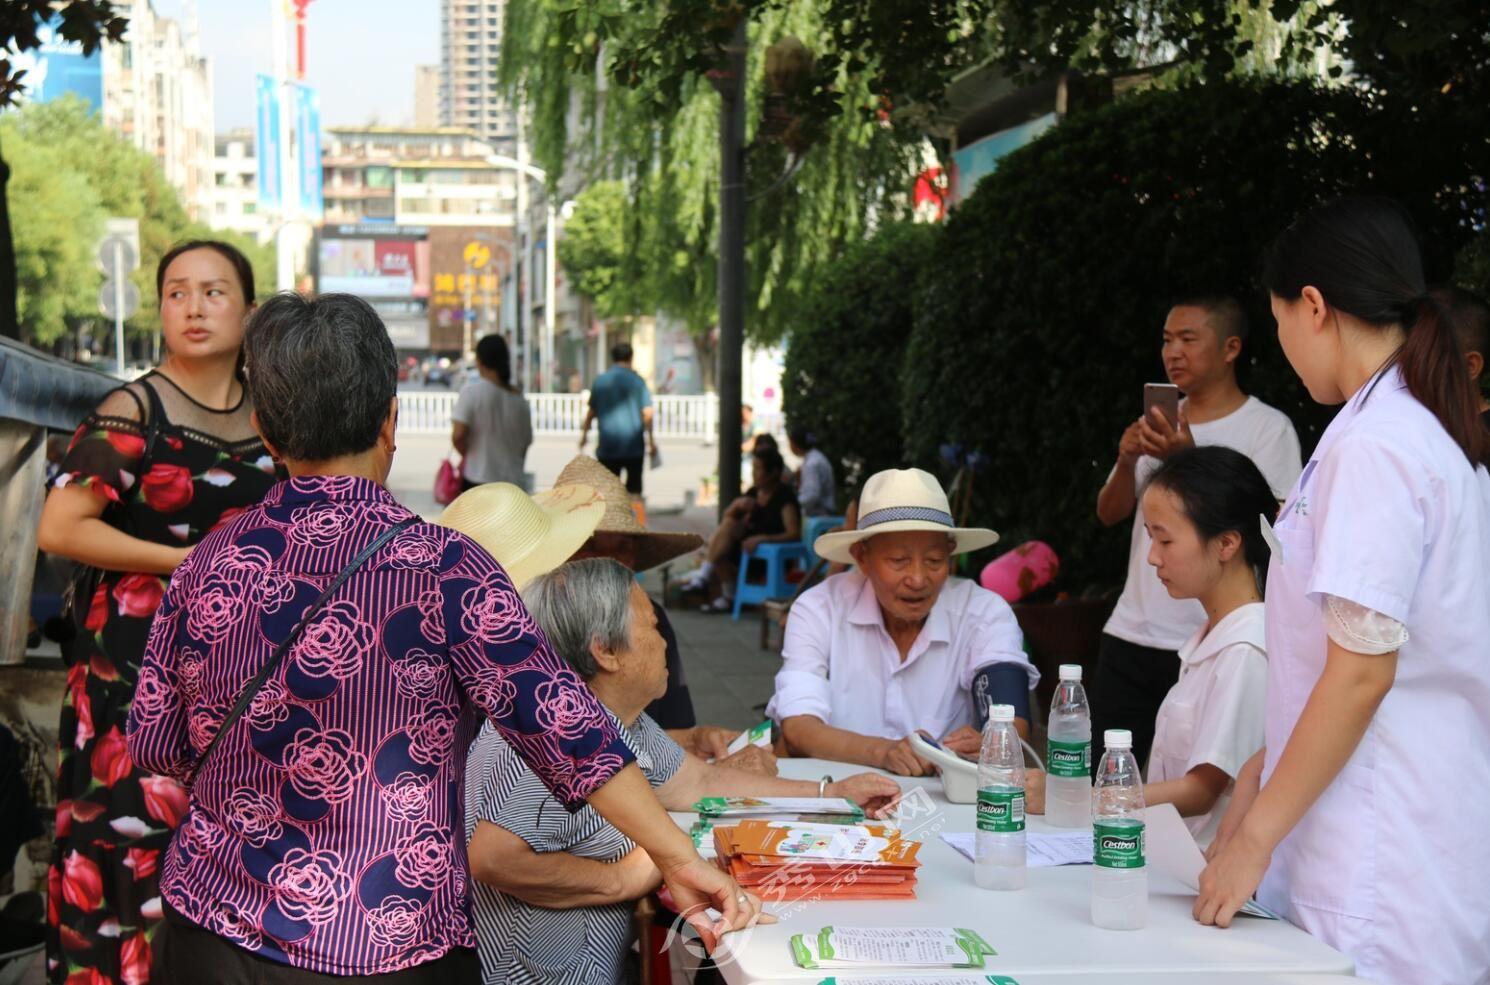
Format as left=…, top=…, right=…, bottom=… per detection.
left=294, top=83, right=324, bottom=219
left=255, top=73, right=283, bottom=209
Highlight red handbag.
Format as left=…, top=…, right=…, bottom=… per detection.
left=434, top=455, right=463, bottom=505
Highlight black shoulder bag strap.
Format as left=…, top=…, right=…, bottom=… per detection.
left=186, top=515, right=420, bottom=786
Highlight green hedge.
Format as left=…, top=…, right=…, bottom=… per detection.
left=899, top=78, right=1490, bottom=591
left=782, top=220, right=936, bottom=500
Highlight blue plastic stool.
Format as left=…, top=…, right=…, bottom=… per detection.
left=731, top=542, right=809, bottom=620
left=801, top=515, right=846, bottom=567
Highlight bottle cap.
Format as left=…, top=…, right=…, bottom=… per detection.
left=1104, top=729, right=1133, bottom=749
left=988, top=703, right=1016, bottom=723
left=1059, top=664, right=1083, bottom=681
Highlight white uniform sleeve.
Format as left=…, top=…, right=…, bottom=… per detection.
left=958, top=586, right=1038, bottom=692
left=1184, top=642, right=1268, bottom=779
left=1307, top=433, right=1426, bottom=625
left=766, top=585, right=835, bottom=724
left=451, top=383, right=475, bottom=426
left=1249, top=411, right=1304, bottom=500
left=1323, top=594, right=1409, bottom=655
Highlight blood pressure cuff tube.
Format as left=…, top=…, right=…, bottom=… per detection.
left=972, top=662, right=1031, bottom=729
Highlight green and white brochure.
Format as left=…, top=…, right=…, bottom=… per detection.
left=816, top=971, right=1025, bottom=977
left=791, top=927, right=995, bottom=970
left=726, top=719, right=773, bottom=755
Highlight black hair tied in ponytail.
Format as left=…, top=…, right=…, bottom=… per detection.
left=1262, top=196, right=1490, bottom=468
left=1146, top=446, right=1281, bottom=596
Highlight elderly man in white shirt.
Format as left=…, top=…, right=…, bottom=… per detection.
left=767, top=468, right=1039, bottom=776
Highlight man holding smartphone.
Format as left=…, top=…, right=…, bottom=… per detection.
left=1093, top=296, right=1302, bottom=768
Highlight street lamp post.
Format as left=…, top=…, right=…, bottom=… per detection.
left=710, top=22, right=748, bottom=511
left=486, top=153, right=557, bottom=392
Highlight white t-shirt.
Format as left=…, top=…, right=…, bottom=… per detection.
left=1148, top=602, right=1267, bottom=848
left=1104, top=396, right=1302, bottom=651
left=452, top=378, right=534, bottom=487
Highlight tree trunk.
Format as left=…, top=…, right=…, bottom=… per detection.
left=0, top=140, right=19, bottom=341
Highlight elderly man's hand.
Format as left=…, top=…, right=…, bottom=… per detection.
left=1022, top=768, right=1047, bottom=815
left=716, top=744, right=777, bottom=775
left=878, top=737, right=936, bottom=777
left=939, top=726, right=983, bottom=759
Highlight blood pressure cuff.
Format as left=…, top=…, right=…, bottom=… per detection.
left=972, top=662, right=1032, bottom=729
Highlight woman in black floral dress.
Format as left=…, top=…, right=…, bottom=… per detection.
left=37, top=241, right=279, bottom=985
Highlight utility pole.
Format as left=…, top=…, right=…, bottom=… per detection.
left=713, top=22, right=747, bottom=512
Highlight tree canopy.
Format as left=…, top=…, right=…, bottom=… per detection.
left=0, top=1, right=126, bottom=108
left=498, top=0, right=1490, bottom=341
left=1, top=97, right=274, bottom=347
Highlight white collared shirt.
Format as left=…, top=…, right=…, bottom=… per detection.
left=766, top=571, right=1037, bottom=740
left=1148, top=602, right=1267, bottom=847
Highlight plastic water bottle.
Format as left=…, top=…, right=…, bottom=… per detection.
left=975, top=703, right=1026, bottom=891
left=1046, top=663, right=1092, bottom=828
left=1091, top=729, right=1147, bottom=930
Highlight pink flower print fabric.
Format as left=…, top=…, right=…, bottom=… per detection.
left=127, top=475, right=633, bottom=976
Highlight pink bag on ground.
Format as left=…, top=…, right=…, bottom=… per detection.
left=435, top=455, right=463, bottom=506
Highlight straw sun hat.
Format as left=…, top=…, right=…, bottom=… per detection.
left=812, top=467, right=999, bottom=565
left=436, top=481, right=606, bottom=588
left=535, top=455, right=705, bottom=573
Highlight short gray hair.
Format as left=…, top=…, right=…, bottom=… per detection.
left=243, top=292, right=397, bottom=461
left=522, top=558, right=635, bottom=679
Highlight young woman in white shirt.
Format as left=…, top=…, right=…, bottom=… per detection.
left=1139, top=446, right=1276, bottom=846
left=1194, top=198, right=1490, bottom=985
left=1027, top=446, right=1275, bottom=843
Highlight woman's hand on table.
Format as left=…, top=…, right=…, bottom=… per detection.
left=659, top=856, right=772, bottom=940
left=828, top=773, right=903, bottom=818
left=1193, top=826, right=1272, bottom=928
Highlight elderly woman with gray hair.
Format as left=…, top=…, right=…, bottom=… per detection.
left=125, top=292, right=760, bottom=984
left=465, top=557, right=899, bottom=984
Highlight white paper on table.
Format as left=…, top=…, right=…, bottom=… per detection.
left=1160, top=818, right=1280, bottom=920
left=939, top=830, right=1092, bottom=867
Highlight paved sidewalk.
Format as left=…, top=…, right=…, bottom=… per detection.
left=388, top=432, right=779, bottom=730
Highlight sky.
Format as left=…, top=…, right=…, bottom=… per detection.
left=156, top=0, right=440, bottom=133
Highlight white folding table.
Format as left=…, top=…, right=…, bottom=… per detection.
left=677, top=758, right=1359, bottom=983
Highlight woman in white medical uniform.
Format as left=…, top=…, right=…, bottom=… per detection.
left=1194, top=197, right=1490, bottom=985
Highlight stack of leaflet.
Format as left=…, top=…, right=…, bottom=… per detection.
left=711, top=820, right=922, bottom=901
left=790, top=927, right=997, bottom=971
left=690, top=797, right=866, bottom=855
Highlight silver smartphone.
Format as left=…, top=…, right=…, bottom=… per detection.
left=1143, top=382, right=1180, bottom=427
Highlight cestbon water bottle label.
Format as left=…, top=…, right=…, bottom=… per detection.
left=1046, top=739, right=1091, bottom=778
left=1093, top=820, right=1145, bottom=869
left=976, top=787, right=1025, bottom=833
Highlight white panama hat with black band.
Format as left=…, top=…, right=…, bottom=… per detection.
left=812, top=467, right=999, bottom=565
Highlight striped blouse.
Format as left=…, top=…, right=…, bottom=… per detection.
left=126, top=475, right=634, bottom=976
left=465, top=712, right=684, bottom=984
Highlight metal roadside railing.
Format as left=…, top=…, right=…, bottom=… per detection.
left=397, top=390, right=780, bottom=439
